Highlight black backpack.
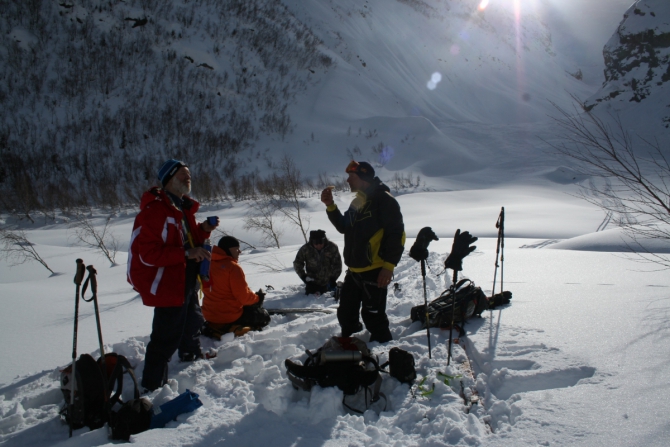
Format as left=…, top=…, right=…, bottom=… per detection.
left=60, top=352, right=152, bottom=438
left=285, top=337, right=385, bottom=413
left=60, top=353, right=108, bottom=430
left=411, top=279, right=489, bottom=329
left=383, top=347, right=416, bottom=384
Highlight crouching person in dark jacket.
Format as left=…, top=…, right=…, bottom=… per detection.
left=321, top=161, right=405, bottom=343
left=293, top=229, right=343, bottom=295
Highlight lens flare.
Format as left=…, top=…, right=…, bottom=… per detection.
left=478, top=0, right=489, bottom=10
left=427, top=71, right=442, bottom=90
left=378, top=146, right=395, bottom=166
left=450, top=44, right=460, bottom=55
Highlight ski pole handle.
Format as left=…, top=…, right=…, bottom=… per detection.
left=82, top=266, right=97, bottom=303
left=74, top=259, right=85, bottom=286
left=86, top=265, right=98, bottom=295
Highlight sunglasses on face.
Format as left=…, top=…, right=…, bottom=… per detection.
left=345, top=160, right=359, bottom=174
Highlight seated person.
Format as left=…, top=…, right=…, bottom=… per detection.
left=201, top=236, right=270, bottom=339
left=293, top=229, right=343, bottom=295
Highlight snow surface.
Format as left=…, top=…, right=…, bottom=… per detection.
left=1, top=183, right=670, bottom=446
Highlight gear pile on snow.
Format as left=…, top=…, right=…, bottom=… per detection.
left=285, top=336, right=387, bottom=413
left=411, top=279, right=506, bottom=329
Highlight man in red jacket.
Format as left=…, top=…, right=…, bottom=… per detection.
left=127, top=159, right=218, bottom=391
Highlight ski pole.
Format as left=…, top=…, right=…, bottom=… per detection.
left=499, top=208, right=505, bottom=295
left=421, top=259, right=432, bottom=359
left=82, top=265, right=107, bottom=390
left=447, top=269, right=458, bottom=366
left=409, top=227, right=439, bottom=360
left=69, top=259, right=86, bottom=438
left=82, top=266, right=104, bottom=359
left=491, top=207, right=505, bottom=299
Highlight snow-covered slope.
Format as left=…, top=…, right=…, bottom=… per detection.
left=2, top=0, right=663, bottom=208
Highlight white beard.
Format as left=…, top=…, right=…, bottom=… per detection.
left=173, top=177, right=191, bottom=196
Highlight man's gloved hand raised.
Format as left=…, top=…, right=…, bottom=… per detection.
left=409, top=227, right=439, bottom=262
left=444, top=229, right=477, bottom=271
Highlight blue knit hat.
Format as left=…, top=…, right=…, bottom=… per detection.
left=157, top=159, right=187, bottom=187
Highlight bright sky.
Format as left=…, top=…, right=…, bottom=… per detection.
left=481, top=0, right=634, bottom=46
left=471, top=0, right=636, bottom=84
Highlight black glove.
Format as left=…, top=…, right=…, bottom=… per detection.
left=444, top=229, right=477, bottom=271
left=255, top=288, right=266, bottom=306
left=489, top=291, right=512, bottom=309
left=409, top=227, right=439, bottom=262
left=305, top=281, right=318, bottom=295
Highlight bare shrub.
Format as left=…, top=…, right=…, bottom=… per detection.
left=547, top=105, right=670, bottom=268
left=0, top=226, right=55, bottom=274
left=389, top=172, right=422, bottom=192
left=69, top=212, right=119, bottom=266
left=273, top=155, right=310, bottom=243
left=243, top=198, right=283, bottom=248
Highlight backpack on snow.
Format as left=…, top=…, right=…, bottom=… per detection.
left=410, top=279, right=489, bottom=330
left=60, top=352, right=152, bottom=439
left=284, top=337, right=386, bottom=413
left=60, top=353, right=108, bottom=431
left=382, top=347, right=416, bottom=385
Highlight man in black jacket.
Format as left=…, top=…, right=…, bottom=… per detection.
left=321, top=161, right=405, bottom=343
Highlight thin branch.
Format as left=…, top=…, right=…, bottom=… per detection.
left=545, top=104, right=670, bottom=267
left=0, top=226, right=55, bottom=274
left=69, top=212, right=119, bottom=266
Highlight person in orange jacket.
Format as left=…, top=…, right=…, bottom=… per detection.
left=201, top=236, right=270, bottom=339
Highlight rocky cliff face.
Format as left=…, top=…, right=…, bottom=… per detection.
left=585, top=0, right=670, bottom=127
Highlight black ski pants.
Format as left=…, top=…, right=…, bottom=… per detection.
left=141, top=287, right=204, bottom=391
left=337, top=269, right=392, bottom=343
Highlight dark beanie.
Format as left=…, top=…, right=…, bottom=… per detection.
left=218, top=236, right=240, bottom=256
left=350, top=161, right=375, bottom=182
left=309, top=229, right=326, bottom=244
left=157, top=159, right=188, bottom=187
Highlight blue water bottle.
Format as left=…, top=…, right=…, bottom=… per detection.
left=200, top=238, right=212, bottom=281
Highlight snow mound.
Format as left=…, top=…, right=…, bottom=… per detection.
left=548, top=226, right=670, bottom=253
